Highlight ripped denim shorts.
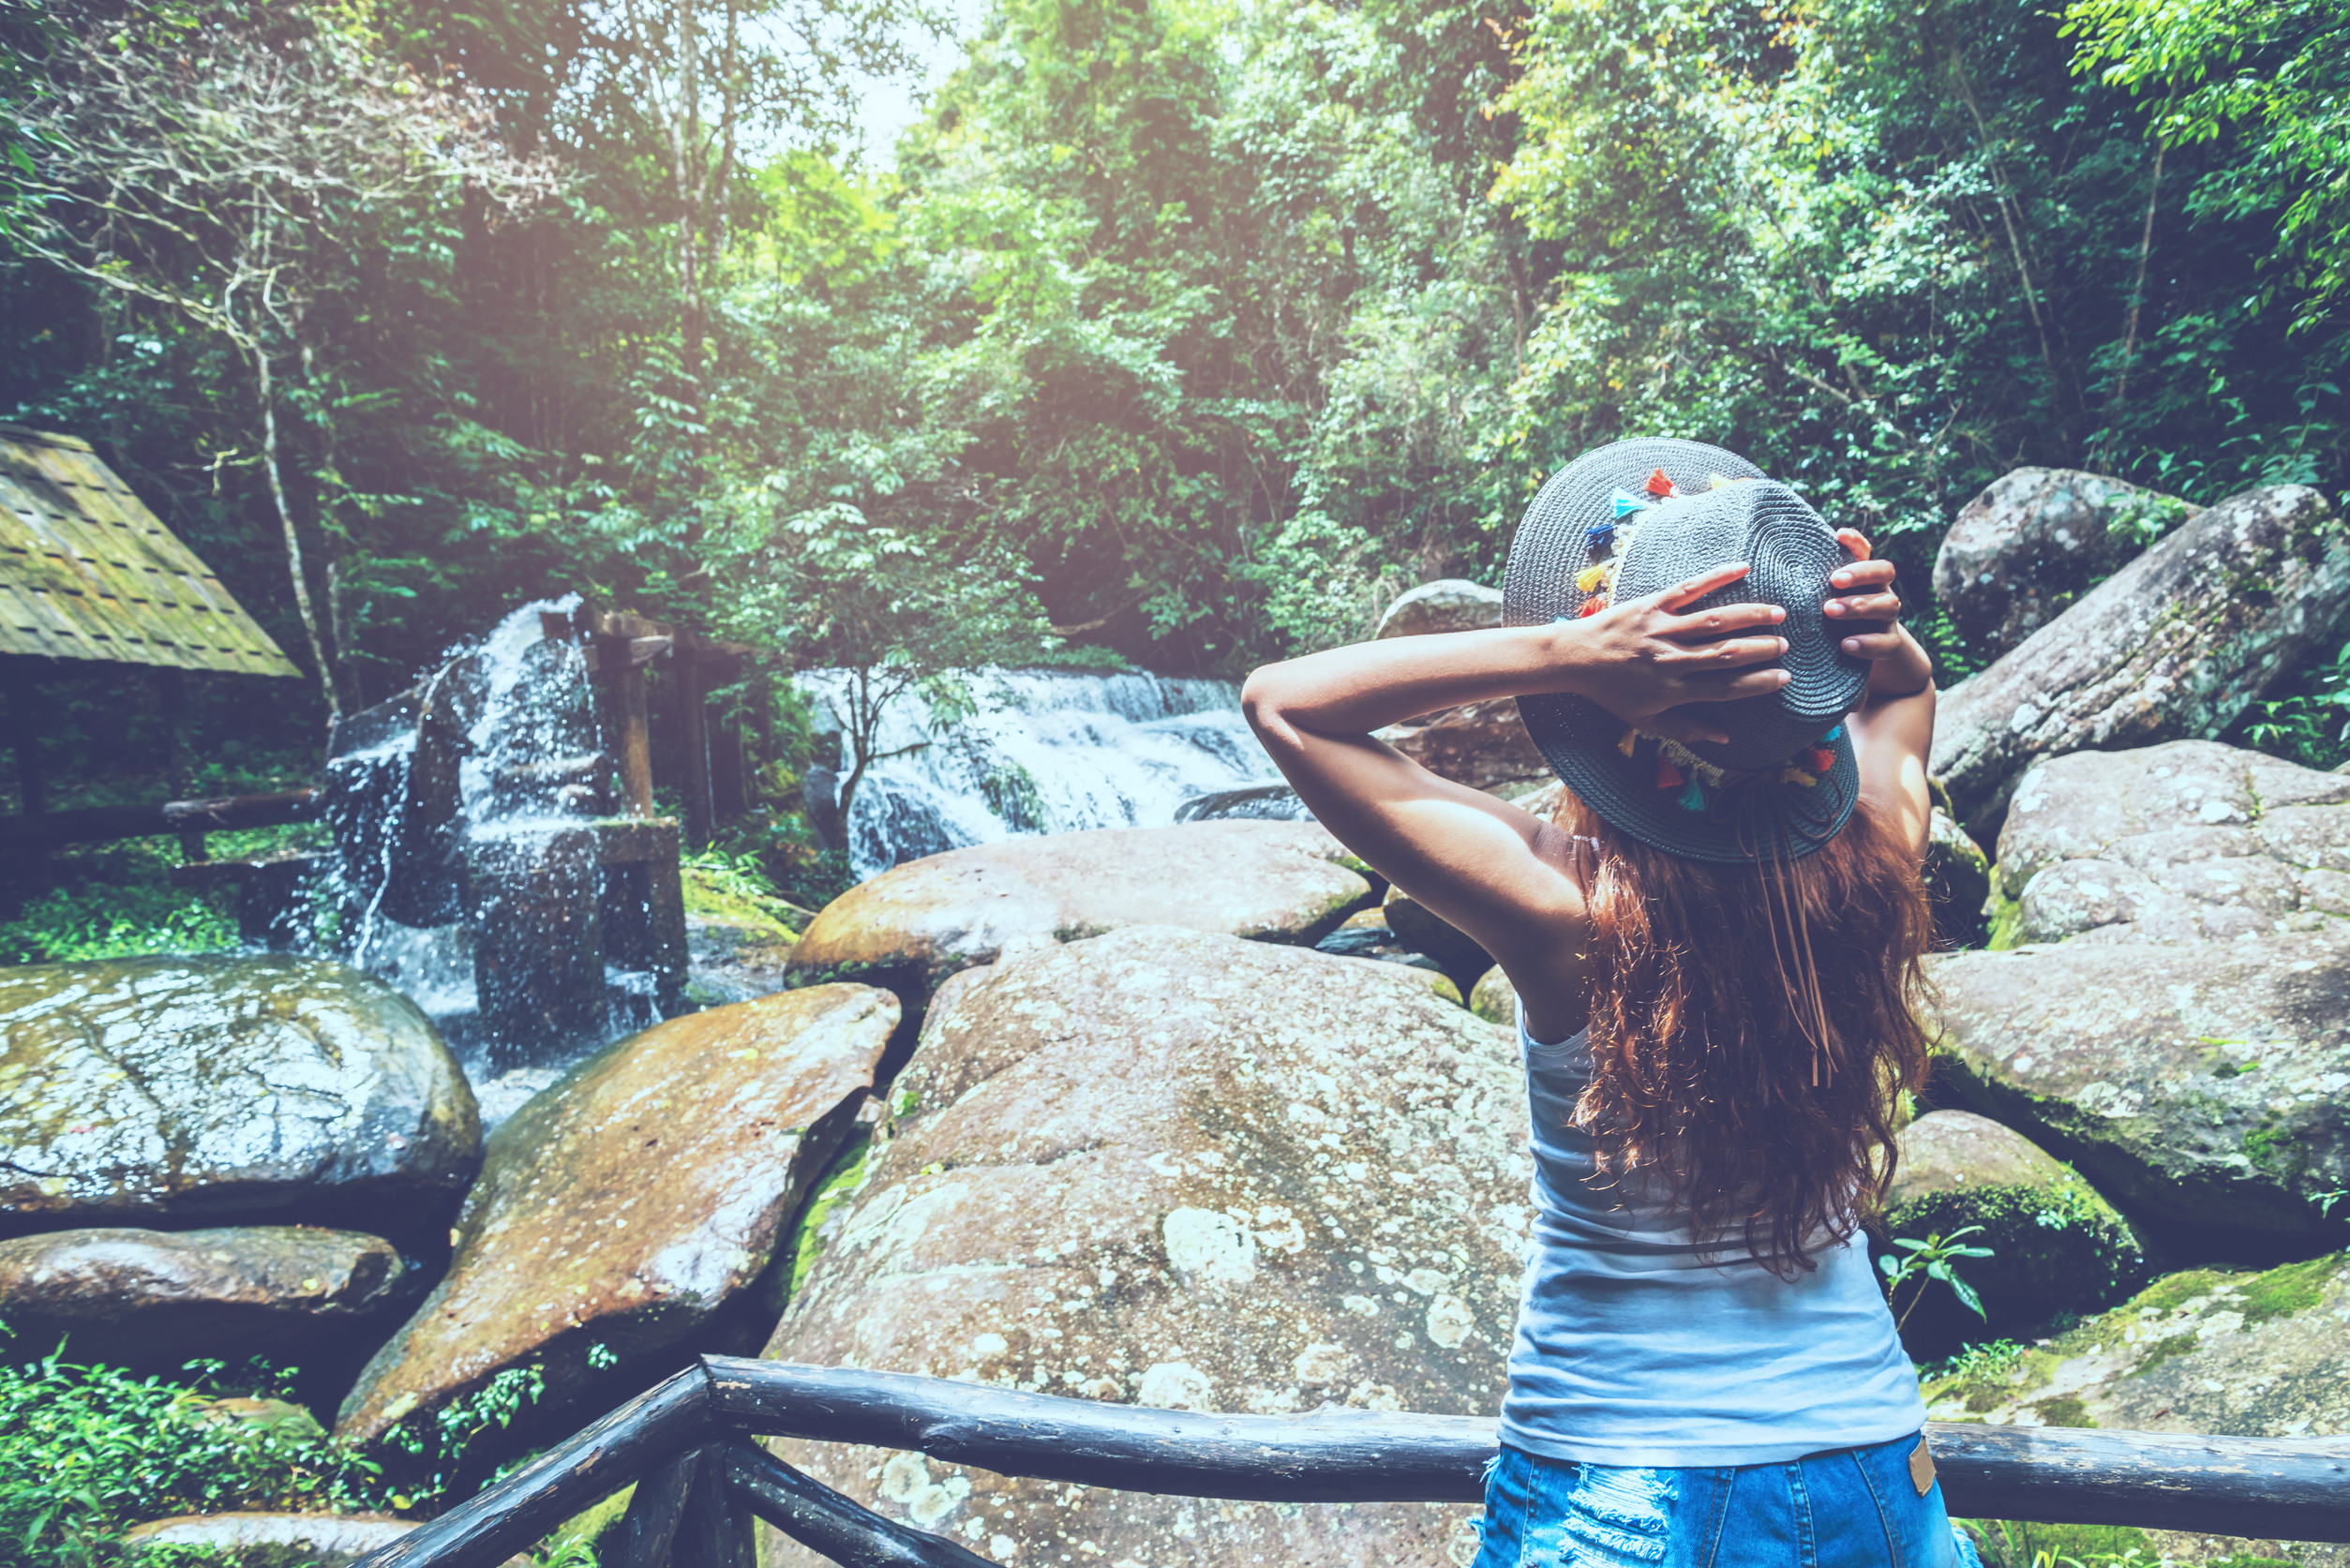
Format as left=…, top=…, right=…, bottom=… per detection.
left=1471, top=1435, right=1987, bottom=1568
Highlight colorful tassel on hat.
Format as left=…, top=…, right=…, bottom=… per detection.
left=1804, top=747, right=1834, bottom=773
left=1610, top=488, right=1650, bottom=518
left=1575, top=560, right=1613, bottom=594
left=1585, top=521, right=1616, bottom=543
left=1780, top=767, right=1819, bottom=787
left=1617, top=727, right=1639, bottom=759
left=1656, top=756, right=1683, bottom=790
left=1676, top=780, right=1709, bottom=812
left=1578, top=595, right=1609, bottom=617
left=1644, top=468, right=1678, bottom=499
left=1822, top=724, right=1844, bottom=742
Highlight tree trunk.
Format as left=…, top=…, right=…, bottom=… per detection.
left=248, top=340, right=340, bottom=727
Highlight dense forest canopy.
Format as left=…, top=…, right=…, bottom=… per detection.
left=3, top=0, right=2344, bottom=732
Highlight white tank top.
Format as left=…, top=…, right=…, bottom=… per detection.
left=1501, top=1010, right=1926, bottom=1467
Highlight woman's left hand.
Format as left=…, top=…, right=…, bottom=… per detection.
left=1825, top=528, right=1904, bottom=660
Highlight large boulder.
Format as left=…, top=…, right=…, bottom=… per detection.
left=1923, top=1251, right=2350, bottom=1435
left=1932, top=468, right=2196, bottom=662
left=1924, top=1255, right=2350, bottom=1565
left=1375, top=579, right=1504, bottom=639
left=1930, top=929, right=2350, bottom=1241
left=1376, top=699, right=1551, bottom=794
left=336, top=985, right=896, bottom=1474
left=0, top=956, right=479, bottom=1245
left=1930, top=742, right=2350, bottom=1245
left=1991, top=740, right=2350, bottom=946
left=1930, top=483, right=2350, bottom=837
left=786, top=820, right=1378, bottom=1005
left=1877, top=1111, right=2147, bottom=1353
left=0, top=1225, right=411, bottom=1372
left=758, top=926, right=1532, bottom=1568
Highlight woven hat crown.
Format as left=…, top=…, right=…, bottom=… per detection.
left=1504, top=437, right=1866, bottom=862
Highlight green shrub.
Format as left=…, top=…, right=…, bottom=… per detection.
left=0, top=883, right=239, bottom=965
left=0, top=1345, right=392, bottom=1568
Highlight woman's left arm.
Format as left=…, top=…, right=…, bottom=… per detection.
left=1825, top=530, right=1937, bottom=860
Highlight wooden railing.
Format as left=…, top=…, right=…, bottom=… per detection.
left=349, top=1357, right=2350, bottom=1568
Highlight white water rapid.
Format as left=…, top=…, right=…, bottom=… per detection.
left=794, top=667, right=1278, bottom=880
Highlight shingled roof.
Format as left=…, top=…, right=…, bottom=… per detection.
left=0, top=425, right=299, bottom=677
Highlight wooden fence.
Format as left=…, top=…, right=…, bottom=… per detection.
left=351, top=1356, right=2350, bottom=1568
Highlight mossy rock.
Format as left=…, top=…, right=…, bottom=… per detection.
left=1878, top=1111, right=2148, bottom=1354
left=1921, top=1251, right=2350, bottom=1437
left=1467, top=965, right=1514, bottom=1028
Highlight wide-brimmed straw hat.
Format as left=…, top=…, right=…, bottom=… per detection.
left=1504, top=437, right=1869, bottom=864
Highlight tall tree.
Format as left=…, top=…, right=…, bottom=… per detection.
left=8, top=8, right=557, bottom=721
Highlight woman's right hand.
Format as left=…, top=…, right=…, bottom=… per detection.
left=1577, top=562, right=1792, bottom=745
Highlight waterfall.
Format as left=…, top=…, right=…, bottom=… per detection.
left=795, top=667, right=1279, bottom=880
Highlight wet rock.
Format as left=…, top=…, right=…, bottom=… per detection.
left=759, top=926, right=1530, bottom=1568
left=1878, top=1112, right=2146, bottom=1351
left=0, top=956, right=479, bottom=1244
left=1924, top=808, right=1992, bottom=948
left=1922, top=1252, right=2350, bottom=1436
left=1930, top=483, right=2350, bottom=837
left=0, top=1226, right=410, bottom=1372
left=1932, top=468, right=2196, bottom=662
left=1376, top=699, right=1551, bottom=794
left=1929, top=930, right=2350, bottom=1240
left=1310, top=910, right=1458, bottom=998
left=1383, top=883, right=1491, bottom=989
left=1992, top=740, right=2350, bottom=946
left=685, top=912, right=801, bottom=1007
left=1375, top=579, right=1504, bottom=639
left=1173, top=784, right=1313, bottom=823
left=122, top=1513, right=428, bottom=1568
left=1467, top=966, right=1514, bottom=1028
left=336, top=985, right=896, bottom=1471
left=786, top=821, right=1377, bottom=1005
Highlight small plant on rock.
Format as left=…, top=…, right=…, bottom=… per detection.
left=1879, top=1226, right=1995, bottom=1329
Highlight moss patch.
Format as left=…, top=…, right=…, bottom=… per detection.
left=1983, top=884, right=2024, bottom=950
left=786, top=1125, right=877, bottom=1301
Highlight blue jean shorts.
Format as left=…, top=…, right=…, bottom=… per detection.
left=1471, top=1435, right=1986, bottom=1568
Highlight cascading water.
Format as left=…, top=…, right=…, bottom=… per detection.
left=320, top=596, right=623, bottom=1121
left=795, top=667, right=1280, bottom=880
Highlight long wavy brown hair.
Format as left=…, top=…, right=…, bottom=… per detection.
left=1552, top=788, right=1935, bottom=1277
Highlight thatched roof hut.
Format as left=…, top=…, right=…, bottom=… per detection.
left=0, top=424, right=297, bottom=677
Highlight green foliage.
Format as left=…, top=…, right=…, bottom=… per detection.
left=0, top=882, right=237, bottom=965
left=380, top=1364, right=547, bottom=1501
left=2233, top=636, right=2350, bottom=770
left=680, top=846, right=813, bottom=932
left=2066, top=0, right=2350, bottom=330
left=1954, top=1518, right=2158, bottom=1568
left=1879, top=1224, right=1995, bottom=1325
left=1922, top=1337, right=2028, bottom=1385
left=0, top=1346, right=390, bottom=1568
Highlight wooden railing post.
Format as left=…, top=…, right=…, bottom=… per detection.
left=673, top=1444, right=756, bottom=1568
left=604, top=1449, right=700, bottom=1568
